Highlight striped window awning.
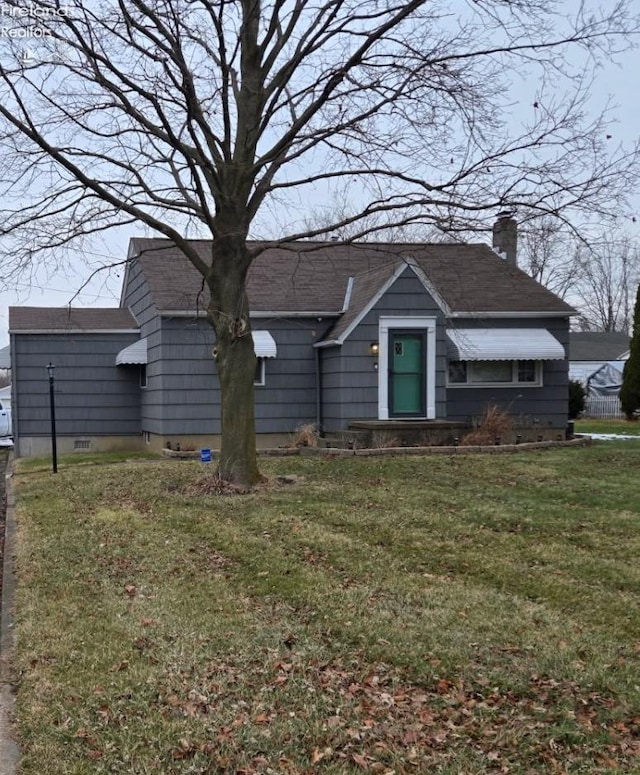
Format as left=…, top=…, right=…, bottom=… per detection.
left=252, top=330, right=277, bottom=358
left=446, top=328, right=565, bottom=361
left=116, top=338, right=148, bottom=365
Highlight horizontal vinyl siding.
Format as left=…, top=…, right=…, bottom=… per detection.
left=141, top=321, right=164, bottom=435
left=121, top=261, right=163, bottom=434
left=446, top=317, right=570, bottom=427
left=152, top=317, right=320, bottom=436
left=255, top=322, right=318, bottom=432
left=152, top=318, right=217, bottom=435
left=332, top=336, right=379, bottom=422
left=18, top=392, right=141, bottom=409
left=320, top=349, right=344, bottom=432
left=13, top=333, right=142, bottom=437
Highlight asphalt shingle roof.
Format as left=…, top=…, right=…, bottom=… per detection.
left=569, top=332, right=630, bottom=361
left=9, top=307, right=138, bottom=332
left=129, top=238, right=575, bottom=317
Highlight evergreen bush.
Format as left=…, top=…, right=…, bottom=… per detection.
left=568, top=379, right=586, bottom=419
left=620, top=284, right=640, bottom=420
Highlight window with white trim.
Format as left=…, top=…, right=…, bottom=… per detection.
left=254, top=358, right=265, bottom=386
left=448, top=359, right=542, bottom=387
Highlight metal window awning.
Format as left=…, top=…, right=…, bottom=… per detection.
left=116, top=337, right=148, bottom=365
left=252, top=330, right=277, bottom=358
left=0, top=346, right=10, bottom=369
left=446, top=328, right=565, bottom=361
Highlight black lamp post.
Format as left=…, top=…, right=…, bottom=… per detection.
left=47, top=363, right=57, bottom=474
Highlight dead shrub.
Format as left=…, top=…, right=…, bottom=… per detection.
left=290, top=423, right=319, bottom=448
left=460, top=404, right=513, bottom=446
left=370, top=431, right=400, bottom=449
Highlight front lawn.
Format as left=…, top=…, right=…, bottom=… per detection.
left=575, top=418, right=640, bottom=436
left=11, top=446, right=640, bottom=773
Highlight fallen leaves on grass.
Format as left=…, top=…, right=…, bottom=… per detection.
left=156, top=653, right=640, bottom=773
left=186, top=474, right=253, bottom=496
left=184, top=473, right=303, bottom=497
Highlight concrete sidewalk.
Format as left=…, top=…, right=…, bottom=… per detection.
left=0, top=456, right=20, bottom=774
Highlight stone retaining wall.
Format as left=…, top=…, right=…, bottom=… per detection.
left=162, top=436, right=591, bottom=459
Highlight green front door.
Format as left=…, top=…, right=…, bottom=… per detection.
left=389, top=332, right=425, bottom=417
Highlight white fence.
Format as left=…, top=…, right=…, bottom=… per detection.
left=585, top=395, right=624, bottom=419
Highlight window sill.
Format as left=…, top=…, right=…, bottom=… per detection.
left=447, top=382, right=542, bottom=389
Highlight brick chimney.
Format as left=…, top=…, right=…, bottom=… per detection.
left=492, top=211, right=518, bottom=265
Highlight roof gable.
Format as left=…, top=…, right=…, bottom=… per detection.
left=320, top=262, right=450, bottom=345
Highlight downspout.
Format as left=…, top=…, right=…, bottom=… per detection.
left=315, top=277, right=353, bottom=433
left=315, top=321, right=338, bottom=434
left=315, top=345, right=322, bottom=432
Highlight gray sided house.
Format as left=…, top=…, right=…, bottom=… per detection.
left=9, top=308, right=142, bottom=456
left=8, top=233, right=575, bottom=457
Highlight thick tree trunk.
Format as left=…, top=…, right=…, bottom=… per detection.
left=207, top=234, right=260, bottom=487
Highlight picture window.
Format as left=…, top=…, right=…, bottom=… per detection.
left=448, top=359, right=542, bottom=387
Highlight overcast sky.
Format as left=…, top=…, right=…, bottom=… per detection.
left=0, top=34, right=639, bottom=349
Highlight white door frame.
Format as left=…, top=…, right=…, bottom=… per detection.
left=377, top=316, right=437, bottom=420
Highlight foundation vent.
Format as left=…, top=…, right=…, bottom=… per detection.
left=74, top=439, right=92, bottom=450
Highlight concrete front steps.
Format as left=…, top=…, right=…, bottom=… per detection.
left=319, top=420, right=468, bottom=450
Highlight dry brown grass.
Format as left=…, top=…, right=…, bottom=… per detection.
left=369, top=430, right=400, bottom=449
left=460, top=403, right=513, bottom=446
left=12, top=446, right=640, bottom=773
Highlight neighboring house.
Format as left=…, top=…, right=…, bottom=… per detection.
left=568, top=332, right=630, bottom=389
left=0, top=345, right=10, bottom=405
left=8, top=221, right=577, bottom=457
left=0, top=384, right=11, bottom=410
left=0, top=347, right=13, bottom=437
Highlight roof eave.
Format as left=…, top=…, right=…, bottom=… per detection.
left=449, top=310, right=577, bottom=318
left=158, top=309, right=342, bottom=318
left=9, top=328, right=141, bottom=335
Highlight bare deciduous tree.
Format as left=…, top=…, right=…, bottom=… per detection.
left=519, top=217, right=581, bottom=300
left=0, top=0, right=638, bottom=483
left=519, top=219, right=640, bottom=331
left=573, top=232, right=640, bottom=333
